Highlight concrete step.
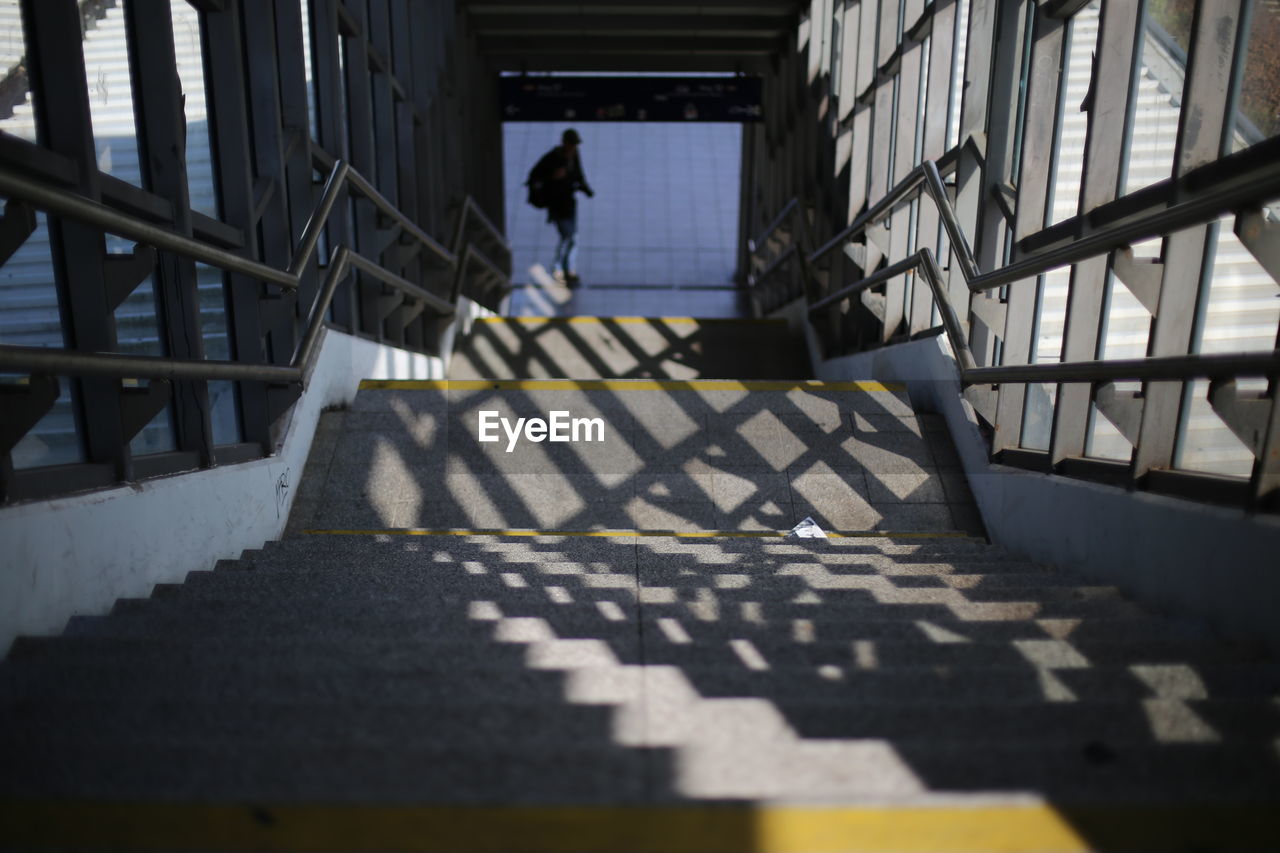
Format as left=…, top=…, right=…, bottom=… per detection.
left=91, top=591, right=1152, bottom=636
left=164, top=565, right=1120, bottom=600
left=1, top=694, right=1275, bottom=751
left=0, top=698, right=619, bottom=750
left=129, top=588, right=1143, bottom=629
left=0, top=741, right=649, bottom=804
left=1, top=722, right=1277, bottom=804
left=50, top=606, right=1222, bottom=646
left=196, top=559, right=1083, bottom=589
left=449, top=317, right=809, bottom=380
left=257, top=534, right=1018, bottom=562
left=8, top=657, right=1276, bottom=705
left=9, top=633, right=1262, bottom=672
left=246, top=544, right=1031, bottom=572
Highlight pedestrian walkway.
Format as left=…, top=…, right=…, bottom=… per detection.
left=503, top=122, right=744, bottom=317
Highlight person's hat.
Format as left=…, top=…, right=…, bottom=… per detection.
left=562, top=128, right=582, bottom=145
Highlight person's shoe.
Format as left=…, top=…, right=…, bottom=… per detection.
left=565, top=272, right=581, bottom=286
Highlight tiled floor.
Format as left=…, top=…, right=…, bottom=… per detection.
left=503, top=122, right=745, bottom=318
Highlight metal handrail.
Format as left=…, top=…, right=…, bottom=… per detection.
left=750, top=197, right=801, bottom=254
left=450, top=195, right=512, bottom=265
left=0, top=242, right=455, bottom=384
left=787, top=136, right=1280, bottom=389
left=746, top=197, right=817, bottom=316
left=0, top=165, right=298, bottom=290
left=0, top=157, right=468, bottom=385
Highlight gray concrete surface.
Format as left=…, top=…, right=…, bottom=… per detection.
left=3, top=534, right=1278, bottom=805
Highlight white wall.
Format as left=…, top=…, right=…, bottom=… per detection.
left=813, top=332, right=1280, bottom=651
left=0, top=326, right=449, bottom=654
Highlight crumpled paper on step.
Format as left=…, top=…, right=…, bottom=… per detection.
left=786, top=516, right=827, bottom=538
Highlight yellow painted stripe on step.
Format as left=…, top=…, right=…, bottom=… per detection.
left=476, top=315, right=788, bottom=324
left=300, top=527, right=975, bottom=540
left=7, top=801, right=1278, bottom=852
left=358, top=378, right=905, bottom=392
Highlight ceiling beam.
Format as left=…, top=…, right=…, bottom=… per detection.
left=480, top=34, right=780, bottom=54
left=471, top=15, right=787, bottom=36
left=489, top=54, right=771, bottom=73
left=465, top=1, right=799, bottom=13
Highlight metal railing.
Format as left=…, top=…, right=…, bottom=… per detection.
left=450, top=195, right=513, bottom=312
left=0, top=154, right=511, bottom=504
left=745, top=198, right=816, bottom=315
left=0, top=158, right=509, bottom=385
left=750, top=134, right=1280, bottom=507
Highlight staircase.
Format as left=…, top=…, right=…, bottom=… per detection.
left=450, top=316, right=810, bottom=380
left=2, top=316, right=1279, bottom=851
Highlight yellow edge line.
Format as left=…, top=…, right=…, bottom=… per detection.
left=6, top=802, right=1279, bottom=852
left=301, top=528, right=974, bottom=540
left=477, top=315, right=788, bottom=325
left=358, top=379, right=906, bottom=392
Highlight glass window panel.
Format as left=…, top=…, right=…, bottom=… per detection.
left=0, top=208, right=87, bottom=469
left=1008, top=5, right=1037, bottom=184
left=1121, top=0, right=1192, bottom=195
left=115, top=265, right=177, bottom=457
left=302, top=0, right=318, bottom=141
left=79, top=4, right=176, bottom=455
left=1085, top=382, right=1137, bottom=462
left=1176, top=379, right=1259, bottom=478
left=0, top=10, right=85, bottom=468
left=1086, top=235, right=1160, bottom=461
left=1234, top=5, right=1280, bottom=148
left=170, top=2, right=238, bottom=444
left=1046, top=2, right=1099, bottom=226
left=1028, top=3, right=1103, bottom=451
left=1020, top=269, right=1067, bottom=451
left=816, top=0, right=833, bottom=81
left=171, top=0, right=218, bottom=219
left=1174, top=212, right=1280, bottom=477
left=1231, top=7, right=1280, bottom=224
left=0, top=0, right=36, bottom=142
left=947, top=0, right=969, bottom=150
left=196, top=261, right=240, bottom=445
left=83, top=1, right=144, bottom=186
left=830, top=1, right=843, bottom=101
left=914, top=36, right=929, bottom=168
left=338, top=32, right=350, bottom=149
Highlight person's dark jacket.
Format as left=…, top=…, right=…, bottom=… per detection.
left=530, top=145, right=593, bottom=221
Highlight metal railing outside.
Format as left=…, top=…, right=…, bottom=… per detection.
left=449, top=195, right=513, bottom=313
left=0, top=158, right=478, bottom=384
left=745, top=198, right=816, bottom=315
left=749, top=136, right=1280, bottom=509
left=0, top=157, right=512, bottom=496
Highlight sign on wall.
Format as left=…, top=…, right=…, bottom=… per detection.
left=499, top=76, right=763, bottom=123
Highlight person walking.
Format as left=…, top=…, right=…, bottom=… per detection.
left=528, top=128, right=594, bottom=285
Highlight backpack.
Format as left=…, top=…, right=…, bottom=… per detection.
left=526, top=176, right=548, bottom=210
left=525, top=162, right=548, bottom=210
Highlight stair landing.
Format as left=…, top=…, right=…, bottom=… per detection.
left=449, top=316, right=809, bottom=381
left=287, top=378, right=983, bottom=539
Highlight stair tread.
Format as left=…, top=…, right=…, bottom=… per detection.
left=8, top=658, right=1277, bottom=703
left=13, top=633, right=1259, bottom=666
left=2, top=737, right=1277, bottom=804
left=1, top=696, right=1276, bottom=750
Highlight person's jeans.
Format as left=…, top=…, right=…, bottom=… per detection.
left=552, top=214, right=577, bottom=276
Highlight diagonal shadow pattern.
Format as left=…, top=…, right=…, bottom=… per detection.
left=296, top=380, right=984, bottom=539
left=3, top=531, right=1278, bottom=842
left=3, top=356, right=1278, bottom=849
left=2, top=378, right=1279, bottom=850
left=449, top=317, right=810, bottom=381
